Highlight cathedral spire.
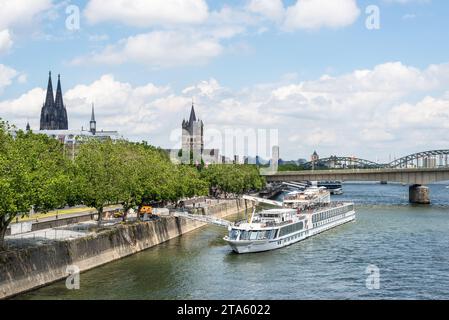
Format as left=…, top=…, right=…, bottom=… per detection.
left=54, top=74, right=68, bottom=129
left=44, top=71, right=54, bottom=109
left=54, top=74, right=64, bottom=110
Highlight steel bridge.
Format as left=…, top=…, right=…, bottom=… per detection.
left=386, top=149, right=449, bottom=169
left=301, top=150, right=449, bottom=170
left=267, top=149, right=449, bottom=204
left=303, top=156, right=382, bottom=169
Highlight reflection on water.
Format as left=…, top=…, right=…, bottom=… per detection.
left=16, top=184, right=449, bottom=300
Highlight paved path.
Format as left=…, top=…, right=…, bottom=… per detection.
left=10, top=204, right=123, bottom=226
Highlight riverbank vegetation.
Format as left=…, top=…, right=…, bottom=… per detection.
left=0, top=120, right=265, bottom=249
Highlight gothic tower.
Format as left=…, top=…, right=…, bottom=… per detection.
left=182, top=103, right=204, bottom=160
left=40, top=72, right=69, bottom=130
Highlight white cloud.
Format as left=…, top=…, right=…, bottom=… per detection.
left=284, top=0, right=360, bottom=30
left=71, top=30, right=223, bottom=68
left=388, top=96, right=449, bottom=130
left=0, top=64, right=18, bottom=93
left=0, top=88, right=45, bottom=128
left=0, top=29, right=13, bottom=54
left=0, top=0, right=52, bottom=52
left=248, top=0, right=285, bottom=22
left=17, top=74, right=28, bottom=84
left=384, top=0, right=430, bottom=4
left=84, top=0, right=209, bottom=27
left=71, top=1, right=366, bottom=68
left=182, top=78, right=224, bottom=98
left=0, top=0, right=52, bottom=30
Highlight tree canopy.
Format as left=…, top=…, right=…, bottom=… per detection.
left=0, top=121, right=71, bottom=248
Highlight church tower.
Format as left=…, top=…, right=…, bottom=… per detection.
left=54, top=74, right=68, bottom=129
left=182, top=102, right=204, bottom=161
left=40, top=72, right=69, bottom=130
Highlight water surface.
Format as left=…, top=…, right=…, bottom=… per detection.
left=16, top=183, right=449, bottom=300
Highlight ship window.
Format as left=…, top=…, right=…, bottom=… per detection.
left=257, top=231, right=266, bottom=240
left=240, top=231, right=249, bottom=240
left=249, top=232, right=258, bottom=240
left=265, top=230, right=271, bottom=239
left=229, top=229, right=239, bottom=240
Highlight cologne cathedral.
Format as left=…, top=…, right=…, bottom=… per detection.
left=39, top=71, right=68, bottom=130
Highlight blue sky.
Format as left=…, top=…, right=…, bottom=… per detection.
left=1, top=0, right=449, bottom=161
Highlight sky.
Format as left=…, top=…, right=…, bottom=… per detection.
left=1, top=0, right=449, bottom=163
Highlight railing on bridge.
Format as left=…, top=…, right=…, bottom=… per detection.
left=173, top=211, right=233, bottom=228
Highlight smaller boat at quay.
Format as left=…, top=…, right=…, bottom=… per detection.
left=316, top=180, right=343, bottom=195
left=223, top=187, right=355, bottom=254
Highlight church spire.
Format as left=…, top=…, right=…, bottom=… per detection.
left=54, top=74, right=64, bottom=110
left=44, top=71, right=54, bottom=109
left=90, top=103, right=96, bottom=135
left=91, top=103, right=96, bottom=122
left=189, top=101, right=197, bottom=124
left=40, top=71, right=55, bottom=130
left=54, top=74, right=68, bottom=129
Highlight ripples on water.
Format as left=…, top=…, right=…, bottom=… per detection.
left=16, top=183, right=449, bottom=300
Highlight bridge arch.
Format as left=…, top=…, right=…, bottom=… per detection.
left=387, top=149, right=449, bottom=169
left=303, top=156, right=382, bottom=170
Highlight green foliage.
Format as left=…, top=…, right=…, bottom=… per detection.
left=73, top=139, right=122, bottom=223
left=201, top=164, right=265, bottom=197
left=0, top=120, right=70, bottom=248
left=278, top=163, right=305, bottom=171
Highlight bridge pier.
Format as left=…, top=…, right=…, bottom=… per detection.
left=409, top=185, right=430, bottom=204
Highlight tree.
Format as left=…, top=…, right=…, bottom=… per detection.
left=201, top=164, right=265, bottom=198
left=175, top=165, right=209, bottom=200
left=114, top=141, right=148, bottom=221
left=74, top=139, right=121, bottom=225
left=0, top=121, right=70, bottom=249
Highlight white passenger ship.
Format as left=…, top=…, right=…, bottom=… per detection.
left=223, top=188, right=355, bottom=254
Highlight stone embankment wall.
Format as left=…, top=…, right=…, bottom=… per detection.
left=0, top=199, right=250, bottom=299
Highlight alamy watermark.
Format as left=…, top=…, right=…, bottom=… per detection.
left=65, top=265, right=80, bottom=290
left=168, top=126, right=279, bottom=174
left=365, top=264, right=380, bottom=290
left=65, top=5, right=80, bottom=31
left=63, top=4, right=381, bottom=32
left=366, top=5, right=381, bottom=30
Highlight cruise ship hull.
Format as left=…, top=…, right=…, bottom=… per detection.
left=224, top=210, right=355, bottom=254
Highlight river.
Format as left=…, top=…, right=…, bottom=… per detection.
left=16, top=183, right=449, bottom=300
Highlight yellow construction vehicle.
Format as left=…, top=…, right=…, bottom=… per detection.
left=138, top=205, right=153, bottom=218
